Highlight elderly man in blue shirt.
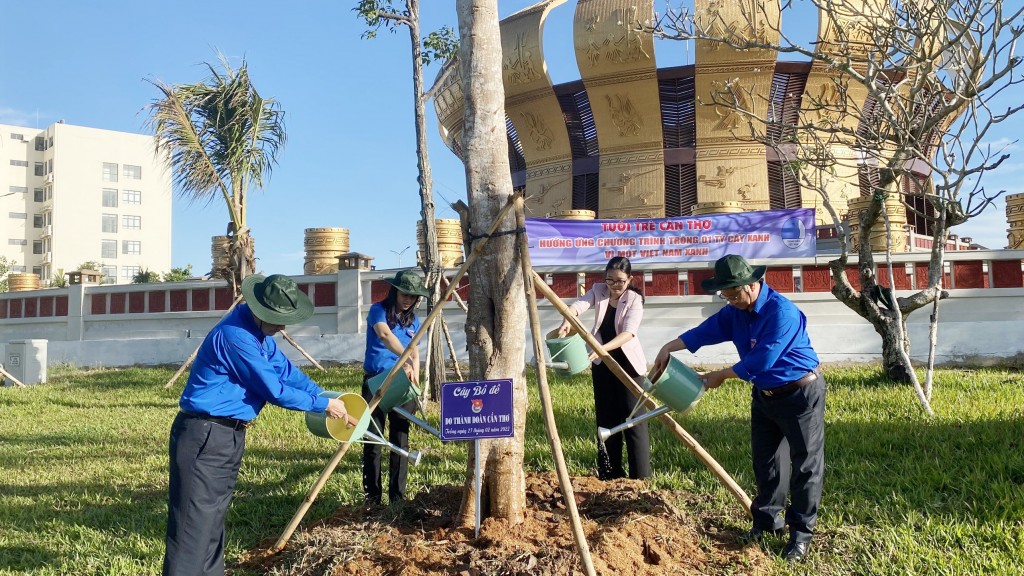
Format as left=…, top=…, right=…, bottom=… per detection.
left=163, top=274, right=349, bottom=576
left=653, top=254, right=825, bottom=563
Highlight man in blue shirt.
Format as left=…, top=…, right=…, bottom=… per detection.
left=653, top=255, right=825, bottom=563
left=163, top=274, right=349, bottom=576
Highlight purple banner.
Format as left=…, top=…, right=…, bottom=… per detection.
left=440, top=379, right=514, bottom=441
left=525, top=208, right=816, bottom=266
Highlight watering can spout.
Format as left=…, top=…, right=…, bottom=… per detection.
left=599, top=405, right=673, bottom=443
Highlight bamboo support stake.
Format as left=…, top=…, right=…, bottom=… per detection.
left=440, top=274, right=469, bottom=313
left=532, top=271, right=753, bottom=516
left=515, top=198, right=597, bottom=576
left=281, top=331, right=325, bottom=372
left=272, top=196, right=519, bottom=553
left=270, top=441, right=355, bottom=552
left=440, top=315, right=464, bottom=382
left=164, top=294, right=244, bottom=389
left=0, top=364, right=26, bottom=388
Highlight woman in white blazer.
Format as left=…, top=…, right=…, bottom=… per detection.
left=556, top=256, right=651, bottom=479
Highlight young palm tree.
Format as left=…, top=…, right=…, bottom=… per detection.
left=147, top=57, right=286, bottom=293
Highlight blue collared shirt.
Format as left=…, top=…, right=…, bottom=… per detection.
left=179, top=303, right=329, bottom=420
left=680, top=282, right=819, bottom=389
left=363, top=302, right=420, bottom=375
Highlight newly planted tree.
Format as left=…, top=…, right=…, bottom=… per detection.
left=651, top=0, right=1024, bottom=413
left=453, top=0, right=529, bottom=524
left=148, top=57, right=286, bottom=294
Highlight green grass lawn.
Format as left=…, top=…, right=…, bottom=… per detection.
left=1, top=364, right=1022, bottom=575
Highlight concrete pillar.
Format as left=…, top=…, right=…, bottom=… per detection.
left=67, top=283, right=86, bottom=341
left=336, top=268, right=363, bottom=335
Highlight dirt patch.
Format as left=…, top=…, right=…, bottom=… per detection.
left=240, top=472, right=771, bottom=575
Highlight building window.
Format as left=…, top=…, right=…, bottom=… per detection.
left=34, top=136, right=45, bottom=151
left=46, top=159, right=53, bottom=174
left=9, top=160, right=28, bottom=167
left=33, top=188, right=44, bottom=202
left=102, top=188, right=118, bottom=208
left=123, top=165, right=142, bottom=179
left=102, top=162, right=118, bottom=182
left=11, top=265, right=26, bottom=273
left=102, top=214, right=118, bottom=233
left=32, top=266, right=42, bottom=277
left=122, top=240, right=142, bottom=255
left=122, top=190, right=141, bottom=204
left=101, top=240, right=117, bottom=258
left=33, top=214, right=44, bottom=228
left=122, top=266, right=140, bottom=281
left=10, top=133, right=24, bottom=140
left=8, top=212, right=28, bottom=219
left=8, top=186, right=27, bottom=194
left=102, top=265, right=117, bottom=283
left=8, top=239, right=28, bottom=245
left=44, top=186, right=52, bottom=200
left=33, top=240, right=43, bottom=254
left=35, top=162, right=45, bottom=176
left=122, top=215, right=141, bottom=230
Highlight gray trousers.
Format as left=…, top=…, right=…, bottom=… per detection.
left=749, top=376, right=826, bottom=542
left=163, top=412, right=246, bottom=576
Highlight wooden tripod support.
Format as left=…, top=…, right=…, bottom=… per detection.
left=271, top=196, right=519, bottom=553
left=515, top=197, right=597, bottom=576
left=0, top=364, right=26, bottom=388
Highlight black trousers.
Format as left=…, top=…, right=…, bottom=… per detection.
left=163, top=412, right=246, bottom=576
left=749, top=375, right=826, bottom=542
left=592, top=360, right=651, bottom=480
left=361, top=375, right=416, bottom=503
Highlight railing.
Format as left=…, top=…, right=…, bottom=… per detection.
left=3, top=250, right=1023, bottom=323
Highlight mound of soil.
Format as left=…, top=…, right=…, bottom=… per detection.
left=241, top=473, right=771, bottom=575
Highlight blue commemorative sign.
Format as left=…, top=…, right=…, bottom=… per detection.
left=439, top=379, right=514, bottom=441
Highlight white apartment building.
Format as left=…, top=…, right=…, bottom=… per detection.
left=1, top=121, right=172, bottom=284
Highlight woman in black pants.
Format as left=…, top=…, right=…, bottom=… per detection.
left=556, top=257, right=651, bottom=480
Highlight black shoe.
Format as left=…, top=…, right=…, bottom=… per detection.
left=782, top=538, right=811, bottom=562
left=737, top=526, right=785, bottom=545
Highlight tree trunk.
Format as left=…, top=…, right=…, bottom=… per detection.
left=455, top=0, right=527, bottom=526
left=874, top=315, right=913, bottom=382
left=405, top=0, right=448, bottom=397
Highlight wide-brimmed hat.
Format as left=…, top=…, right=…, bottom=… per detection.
left=241, top=274, right=314, bottom=325
left=388, top=270, right=430, bottom=298
left=701, top=255, right=767, bottom=292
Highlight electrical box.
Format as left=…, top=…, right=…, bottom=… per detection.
left=4, top=340, right=47, bottom=386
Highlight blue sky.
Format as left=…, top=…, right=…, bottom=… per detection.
left=2, top=1, right=1018, bottom=275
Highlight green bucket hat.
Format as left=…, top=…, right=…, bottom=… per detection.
left=241, top=274, right=314, bottom=325
left=701, top=255, right=767, bottom=292
left=387, top=270, right=430, bottom=298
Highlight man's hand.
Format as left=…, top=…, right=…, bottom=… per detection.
left=700, top=369, right=730, bottom=390
left=651, top=340, right=678, bottom=381
left=325, top=397, right=355, bottom=426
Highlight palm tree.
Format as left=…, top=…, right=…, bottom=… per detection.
left=147, top=56, right=286, bottom=293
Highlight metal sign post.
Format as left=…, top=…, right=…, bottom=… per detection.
left=440, top=379, right=515, bottom=538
